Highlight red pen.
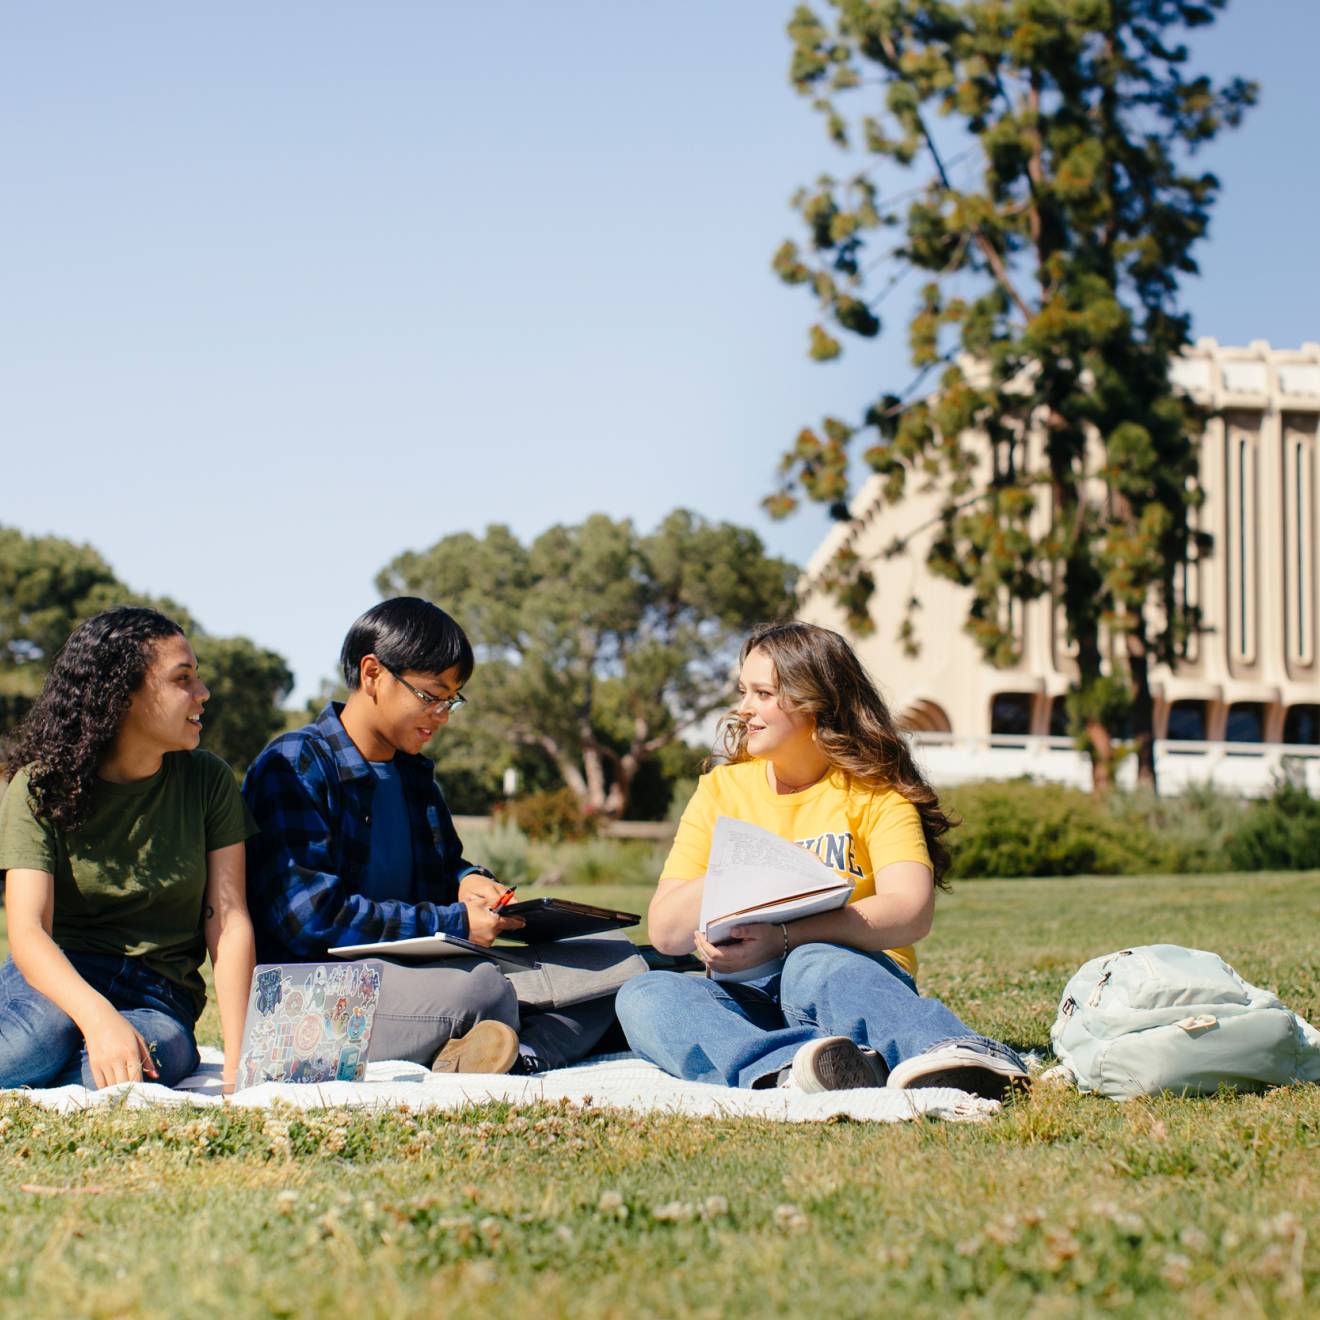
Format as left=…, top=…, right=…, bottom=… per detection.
left=491, top=885, right=518, bottom=912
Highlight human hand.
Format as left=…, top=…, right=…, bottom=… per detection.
left=463, top=899, right=525, bottom=946
left=83, top=1007, right=159, bottom=1090
left=694, top=923, right=784, bottom=975
left=458, top=872, right=508, bottom=907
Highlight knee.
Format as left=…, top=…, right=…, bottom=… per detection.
left=0, top=982, right=82, bottom=1088
left=464, top=963, right=518, bottom=1025
left=780, top=941, right=854, bottom=1001
left=140, top=1019, right=200, bottom=1087
left=616, top=971, right=683, bottom=1030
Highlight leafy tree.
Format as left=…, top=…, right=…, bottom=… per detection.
left=426, top=707, right=562, bottom=816
left=192, top=635, right=294, bottom=772
left=770, top=1, right=1254, bottom=792
left=378, top=511, right=797, bottom=818
left=0, top=526, right=291, bottom=771
left=0, top=529, right=121, bottom=678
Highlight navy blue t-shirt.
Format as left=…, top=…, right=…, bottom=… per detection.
left=362, top=760, right=414, bottom=902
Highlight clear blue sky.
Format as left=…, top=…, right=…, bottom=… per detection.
left=4, top=1, right=1317, bottom=703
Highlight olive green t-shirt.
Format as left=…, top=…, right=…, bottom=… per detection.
left=0, top=749, right=256, bottom=1018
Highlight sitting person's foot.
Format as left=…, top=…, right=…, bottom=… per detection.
left=886, top=1038, right=1030, bottom=1100
left=509, top=1048, right=548, bottom=1076
left=430, top=1021, right=520, bottom=1074
left=781, top=1036, right=886, bottom=1093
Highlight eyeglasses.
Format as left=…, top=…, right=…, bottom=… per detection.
left=384, top=665, right=468, bottom=715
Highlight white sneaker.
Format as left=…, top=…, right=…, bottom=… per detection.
left=786, top=1036, right=886, bottom=1093
left=887, top=1038, right=1030, bottom=1101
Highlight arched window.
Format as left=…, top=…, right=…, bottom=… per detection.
left=899, top=700, right=953, bottom=734
left=990, top=693, right=1034, bottom=737
left=1284, top=704, right=1320, bottom=745
left=1166, top=700, right=1207, bottom=742
left=1224, top=702, right=1265, bottom=744
left=1051, top=695, right=1131, bottom=740
left=1049, top=695, right=1069, bottom=737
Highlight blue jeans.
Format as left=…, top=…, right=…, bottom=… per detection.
left=617, top=941, right=1006, bottom=1089
left=0, top=953, right=200, bottom=1089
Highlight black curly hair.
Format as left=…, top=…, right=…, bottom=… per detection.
left=4, top=606, right=185, bottom=830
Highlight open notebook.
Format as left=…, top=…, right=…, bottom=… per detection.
left=699, top=816, right=855, bottom=982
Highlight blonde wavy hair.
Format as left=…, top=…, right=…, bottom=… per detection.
left=715, top=621, right=954, bottom=888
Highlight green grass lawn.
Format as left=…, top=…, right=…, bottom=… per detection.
left=2, top=872, right=1318, bottom=1317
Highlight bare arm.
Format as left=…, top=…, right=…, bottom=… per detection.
left=203, top=842, right=255, bottom=1092
left=785, top=860, right=935, bottom=951
left=693, top=860, right=936, bottom=976
left=647, top=876, right=706, bottom=955
left=5, top=868, right=158, bottom=1087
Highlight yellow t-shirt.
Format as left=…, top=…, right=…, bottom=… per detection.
left=662, top=759, right=932, bottom=978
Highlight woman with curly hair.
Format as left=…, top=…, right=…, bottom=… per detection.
left=616, top=621, right=1029, bottom=1098
left=0, top=607, right=255, bottom=1091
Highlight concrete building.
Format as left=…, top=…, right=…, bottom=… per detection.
left=799, top=340, right=1320, bottom=794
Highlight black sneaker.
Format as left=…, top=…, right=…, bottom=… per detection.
left=510, top=1051, right=549, bottom=1076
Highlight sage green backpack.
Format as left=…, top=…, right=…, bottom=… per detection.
left=1050, top=945, right=1320, bottom=1100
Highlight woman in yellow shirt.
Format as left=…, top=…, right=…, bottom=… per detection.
left=616, top=622, right=1028, bottom=1098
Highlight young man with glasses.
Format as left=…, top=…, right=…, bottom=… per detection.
left=241, top=597, right=621, bottom=1074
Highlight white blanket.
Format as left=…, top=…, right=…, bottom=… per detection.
left=8, top=1048, right=999, bottom=1123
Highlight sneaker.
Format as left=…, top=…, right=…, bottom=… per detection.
left=430, top=1021, right=520, bottom=1074
left=786, top=1036, right=886, bottom=1093
left=509, top=1050, right=549, bottom=1076
left=858, top=1045, right=890, bottom=1086
left=886, top=1038, right=1030, bottom=1101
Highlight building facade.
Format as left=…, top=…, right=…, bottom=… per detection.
left=799, top=340, right=1320, bottom=794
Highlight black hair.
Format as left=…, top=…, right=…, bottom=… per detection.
left=4, top=606, right=186, bottom=830
left=339, top=597, right=475, bottom=690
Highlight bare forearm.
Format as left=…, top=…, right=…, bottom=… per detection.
left=207, top=913, right=255, bottom=1083
left=11, top=927, right=117, bottom=1033
left=788, top=889, right=933, bottom=953
left=648, top=878, right=705, bottom=955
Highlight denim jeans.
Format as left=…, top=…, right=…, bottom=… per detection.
left=616, top=941, right=1005, bottom=1089
left=0, top=953, right=200, bottom=1089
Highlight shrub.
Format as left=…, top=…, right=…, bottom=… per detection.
left=1104, top=782, right=1246, bottom=874
left=943, top=780, right=1160, bottom=879
left=1225, top=774, right=1320, bottom=871
left=461, top=819, right=538, bottom=887
left=494, top=787, right=599, bottom=842
left=552, top=838, right=668, bottom=888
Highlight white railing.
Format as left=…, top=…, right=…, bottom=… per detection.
left=909, top=733, right=1320, bottom=797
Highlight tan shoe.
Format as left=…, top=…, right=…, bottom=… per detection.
left=430, top=1021, right=520, bottom=1074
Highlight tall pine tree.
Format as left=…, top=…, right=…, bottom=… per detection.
left=771, top=0, right=1255, bottom=791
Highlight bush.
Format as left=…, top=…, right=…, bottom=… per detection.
left=461, top=819, right=538, bottom=887
left=944, top=780, right=1161, bottom=879
left=493, top=787, right=599, bottom=842
left=552, top=838, right=668, bottom=888
left=1225, top=774, right=1320, bottom=871
left=1103, top=782, right=1246, bottom=874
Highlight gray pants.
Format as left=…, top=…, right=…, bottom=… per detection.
left=363, top=957, right=620, bottom=1069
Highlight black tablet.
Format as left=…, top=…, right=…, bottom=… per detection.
left=498, top=897, right=641, bottom=943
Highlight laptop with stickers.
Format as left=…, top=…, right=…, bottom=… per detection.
left=235, top=960, right=381, bottom=1089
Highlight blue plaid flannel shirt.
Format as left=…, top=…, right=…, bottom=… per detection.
left=242, top=703, right=483, bottom=962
